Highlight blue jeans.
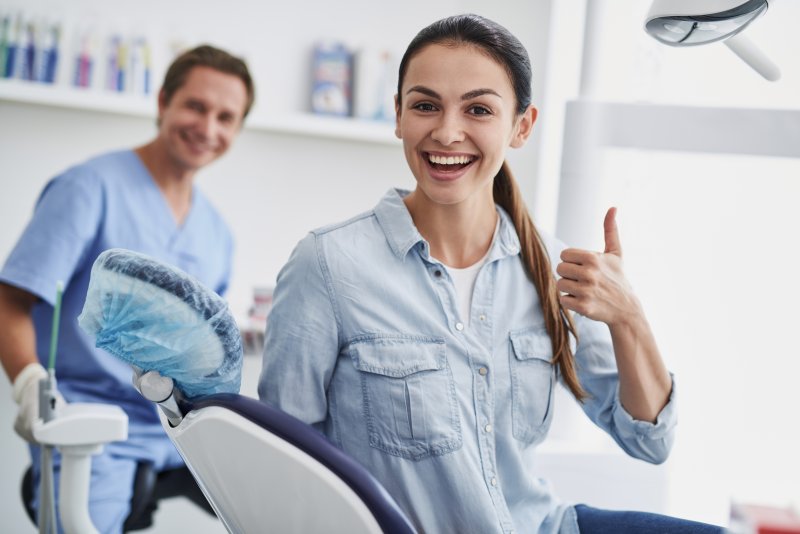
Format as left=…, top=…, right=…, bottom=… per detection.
left=575, top=504, right=725, bottom=533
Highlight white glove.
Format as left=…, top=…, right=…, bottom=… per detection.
left=12, top=362, right=65, bottom=443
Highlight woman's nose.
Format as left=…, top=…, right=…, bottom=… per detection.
left=431, top=112, right=465, bottom=146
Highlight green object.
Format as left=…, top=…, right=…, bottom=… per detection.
left=0, top=16, right=8, bottom=77
left=47, top=281, right=64, bottom=370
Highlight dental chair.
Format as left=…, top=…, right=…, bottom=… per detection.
left=142, top=381, right=418, bottom=534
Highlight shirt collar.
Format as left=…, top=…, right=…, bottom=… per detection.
left=374, top=188, right=522, bottom=262
left=493, top=206, right=522, bottom=259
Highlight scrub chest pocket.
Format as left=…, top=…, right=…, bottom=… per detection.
left=345, top=335, right=462, bottom=460
left=509, top=328, right=556, bottom=445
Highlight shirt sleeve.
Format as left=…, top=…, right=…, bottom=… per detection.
left=0, top=167, right=104, bottom=305
left=570, top=313, right=677, bottom=464
left=258, top=232, right=340, bottom=428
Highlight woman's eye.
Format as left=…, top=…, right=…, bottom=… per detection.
left=413, top=102, right=437, bottom=112
left=469, top=105, right=491, bottom=115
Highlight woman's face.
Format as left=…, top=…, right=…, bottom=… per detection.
left=395, top=43, right=535, bottom=208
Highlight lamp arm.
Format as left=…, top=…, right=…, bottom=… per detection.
left=724, top=32, right=781, bottom=81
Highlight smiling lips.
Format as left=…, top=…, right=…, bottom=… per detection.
left=181, top=131, right=218, bottom=155
left=425, top=152, right=477, bottom=179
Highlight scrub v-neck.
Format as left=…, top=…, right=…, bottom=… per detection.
left=130, top=150, right=196, bottom=248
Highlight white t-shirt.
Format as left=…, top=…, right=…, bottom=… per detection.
left=440, top=221, right=499, bottom=326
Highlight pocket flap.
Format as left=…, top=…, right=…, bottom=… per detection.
left=510, top=328, right=553, bottom=363
left=346, top=335, right=445, bottom=378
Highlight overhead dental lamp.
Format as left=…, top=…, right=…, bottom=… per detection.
left=645, top=0, right=780, bottom=81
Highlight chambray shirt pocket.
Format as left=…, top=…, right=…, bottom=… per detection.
left=344, top=335, right=462, bottom=461
left=509, top=328, right=556, bottom=445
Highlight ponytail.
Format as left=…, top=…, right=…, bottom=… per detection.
left=493, top=162, right=587, bottom=402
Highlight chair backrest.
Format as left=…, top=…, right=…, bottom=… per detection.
left=165, top=393, right=417, bottom=534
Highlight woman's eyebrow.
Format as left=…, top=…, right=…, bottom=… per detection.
left=406, top=85, right=440, bottom=99
left=461, top=88, right=501, bottom=100
left=405, top=85, right=501, bottom=101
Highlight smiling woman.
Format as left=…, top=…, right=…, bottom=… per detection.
left=397, top=44, right=534, bottom=230
left=258, top=13, right=721, bottom=534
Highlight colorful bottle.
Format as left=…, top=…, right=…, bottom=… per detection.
left=311, top=41, right=353, bottom=117
left=0, top=16, right=10, bottom=78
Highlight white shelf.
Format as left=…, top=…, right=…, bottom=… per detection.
left=248, top=112, right=398, bottom=145
left=0, top=79, right=155, bottom=117
left=0, top=79, right=399, bottom=146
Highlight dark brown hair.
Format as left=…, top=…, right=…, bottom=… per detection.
left=398, top=14, right=586, bottom=401
left=161, top=44, right=255, bottom=119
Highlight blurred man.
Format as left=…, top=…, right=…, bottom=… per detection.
left=0, top=44, right=254, bottom=533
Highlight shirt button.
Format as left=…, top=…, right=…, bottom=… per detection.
left=455, top=322, right=464, bottom=331
left=490, top=477, right=498, bottom=487
left=484, top=424, right=492, bottom=433
left=434, top=269, right=442, bottom=277
left=478, top=367, right=488, bottom=376
left=479, top=314, right=486, bottom=321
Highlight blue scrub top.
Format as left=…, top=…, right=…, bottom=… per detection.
left=1, top=149, right=233, bottom=460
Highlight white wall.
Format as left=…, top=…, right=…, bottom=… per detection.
left=0, top=1, right=557, bottom=532
left=546, top=0, right=800, bottom=526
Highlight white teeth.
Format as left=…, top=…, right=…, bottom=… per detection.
left=428, top=154, right=474, bottom=165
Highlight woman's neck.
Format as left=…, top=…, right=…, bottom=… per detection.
left=405, top=189, right=498, bottom=268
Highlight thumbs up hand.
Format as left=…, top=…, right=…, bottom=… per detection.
left=602, top=207, right=622, bottom=257
left=556, top=208, right=641, bottom=326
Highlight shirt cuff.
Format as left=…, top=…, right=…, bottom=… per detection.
left=611, top=373, right=677, bottom=440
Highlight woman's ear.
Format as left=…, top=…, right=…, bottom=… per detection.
left=510, top=105, right=538, bottom=148
left=394, top=94, right=402, bottom=139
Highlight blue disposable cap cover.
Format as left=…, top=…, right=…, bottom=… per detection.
left=78, top=248, right=243, bottom=398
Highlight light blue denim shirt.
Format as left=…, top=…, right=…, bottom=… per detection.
left=259, top=189, right=676, bottom=534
